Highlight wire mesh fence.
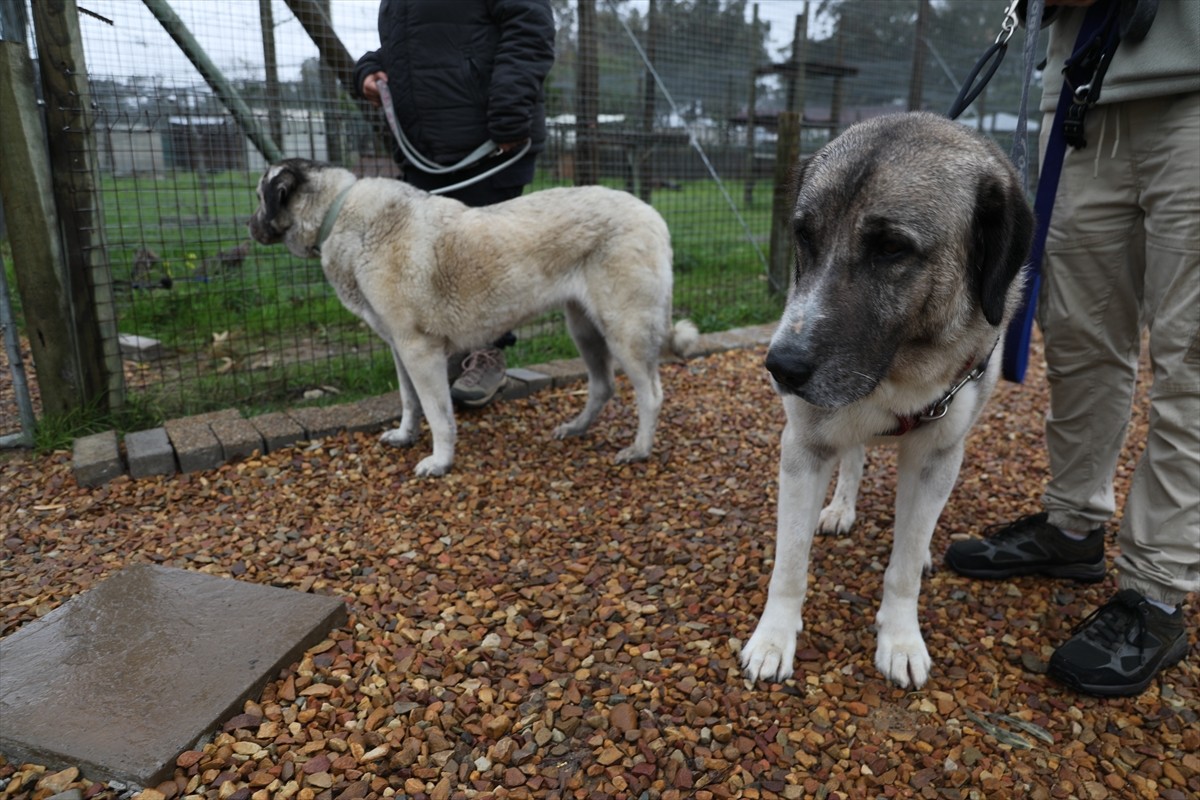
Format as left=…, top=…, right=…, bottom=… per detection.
left=2, top=0, right=1041, bottom=429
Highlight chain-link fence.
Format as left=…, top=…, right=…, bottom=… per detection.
left=2, top=0, right=1040, bottom=429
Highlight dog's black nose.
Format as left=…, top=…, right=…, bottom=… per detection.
left=764, top=347, right=814, bottom=395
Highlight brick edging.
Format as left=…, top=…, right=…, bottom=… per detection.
left=71, top=324, right=775, bottom=486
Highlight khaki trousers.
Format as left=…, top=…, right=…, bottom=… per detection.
left=1038, top=92, right=1200, bottom=605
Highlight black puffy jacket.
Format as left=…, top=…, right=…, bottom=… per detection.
left=354, top=0, right=555, bottom=170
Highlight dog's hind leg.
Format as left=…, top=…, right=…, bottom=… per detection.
left=604, top=331, right=664, bottom=463
left=873, top=436, right=965, bottom=689
left=817, top=444, right=864, bottom=535
left=554, top=302, right=615, bottom=440
left=742, top=414, right=838, bottom=683
left=614, top=361, right=662, bottom=463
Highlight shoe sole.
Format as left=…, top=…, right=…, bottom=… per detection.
left=454, top=375, right=508, bottom=408
left=1049, top=634, right=1190, bottom=697
left=944, top=558, right=1107, bottom=584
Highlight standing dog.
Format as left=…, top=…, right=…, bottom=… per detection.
left=249, top=159, right=697, bottom=476
left=740, top=113, right=1034, bottom=689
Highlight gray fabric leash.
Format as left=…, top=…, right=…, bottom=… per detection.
left=1011, top=0, right=1044, bottom=194
left=376, top=77, right=530, bottom=195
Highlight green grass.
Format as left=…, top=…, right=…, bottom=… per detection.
left=6, top=169, right=785, bottom=443
left=32, top=394, right=161, bottom=453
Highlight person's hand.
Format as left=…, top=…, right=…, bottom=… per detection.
left=361, top=71, right=387, bottom=107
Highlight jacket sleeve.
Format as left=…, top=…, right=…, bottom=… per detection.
left=352, top=49, right=384, bottom=99
left=486, top=0, right=556, bottom=143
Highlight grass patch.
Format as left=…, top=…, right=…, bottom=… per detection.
left=32, top=394, right=161, bottom=454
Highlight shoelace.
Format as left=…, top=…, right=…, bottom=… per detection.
left=1071, top=592, right=1148, bottom=654
left=980, top=513, right=1047, bottom=541
left=456, top=349, right=504, bottom=388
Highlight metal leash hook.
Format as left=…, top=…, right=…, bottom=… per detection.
left=996, top=0, right=1020, bottom=45
left=918, top=361, right=990, bottom=423
left=947, top=0, right=1023, bottom=121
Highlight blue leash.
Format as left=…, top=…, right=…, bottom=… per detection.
left=1001, top=0, right=1119, bottom=382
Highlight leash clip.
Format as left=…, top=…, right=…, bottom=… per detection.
left=996, top=0, right=1020, bottom=45
left=918, top=362, right=989, bottom=424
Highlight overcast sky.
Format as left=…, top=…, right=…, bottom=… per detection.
left=71, top=0, right=815, bottom=84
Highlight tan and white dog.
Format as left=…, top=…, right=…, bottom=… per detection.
left=249, top=159, right=697, bottom=477
left=740, top=113, right=1034, bottom=688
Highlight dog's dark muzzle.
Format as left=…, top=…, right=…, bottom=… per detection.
left=248, top=214, right=281, bottom=245
left=766, top=339, right=886, bottom=408
left=765, top=344, right=815, bottom=398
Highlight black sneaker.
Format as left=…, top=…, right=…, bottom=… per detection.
left=943, top=513, right=1106, bottom=582
left=1048, top=589, right=1189, bottom=696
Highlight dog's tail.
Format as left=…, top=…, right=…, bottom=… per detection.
left=664, top=319, right=700, bottom=360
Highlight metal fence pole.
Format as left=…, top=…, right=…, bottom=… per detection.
left=142, top=0, right=283, bottom=164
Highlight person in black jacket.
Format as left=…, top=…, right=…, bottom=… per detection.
left=354, top=0, right=556, bottom=407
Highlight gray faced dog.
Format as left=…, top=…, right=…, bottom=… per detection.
left=741, top=112, right=1034, bottom=689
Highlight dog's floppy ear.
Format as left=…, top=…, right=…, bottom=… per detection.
left=264, top=161, right=307, bottom=223
left=970, top=173, right=1034, bottom=326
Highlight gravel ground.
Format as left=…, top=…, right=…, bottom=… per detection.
left=1, top=337, right=1197, bottom=800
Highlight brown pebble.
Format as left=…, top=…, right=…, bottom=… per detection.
left=609, top=702, right=637, bottom=734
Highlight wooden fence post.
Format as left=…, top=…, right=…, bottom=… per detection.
left=1, top=0, right=112, bottom=417
left=575, top=0, right=599, bottom=186
left=743, top=3, right=759, bottom=209
left=33, top=0, right=123, bottom=414
left=768, top=111, right=801, bottom=297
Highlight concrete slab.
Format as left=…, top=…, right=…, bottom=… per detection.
left=248, top=411, right=306, bottom=453
left=0, top=564, right=346, bottom=787
left=124, top=427, right=177, bottom=479
left=118, top=334, right=165, bottom=362
left=209, top=417, right=263, bottom=463
left=72, top=430, right=124, bottom=487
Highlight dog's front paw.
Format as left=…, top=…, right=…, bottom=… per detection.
left=740, top=619, right=800, bottom=684
left=874, top=629, right=932, bottom=689
left=817, top=500, right=856, bottom=535
left=380, top=426, right=419, bottom=448
left=414, top=455, right=451, bottom=477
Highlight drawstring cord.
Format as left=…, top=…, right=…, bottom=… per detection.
left=1094, top=106, right=1107, bottom=177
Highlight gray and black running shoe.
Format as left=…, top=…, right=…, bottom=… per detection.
left=1049, top=589, right=1188, bottom=696
left=943, top=512, right=1106, bottom=582
left=451, top=347, right=508, bottom=408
